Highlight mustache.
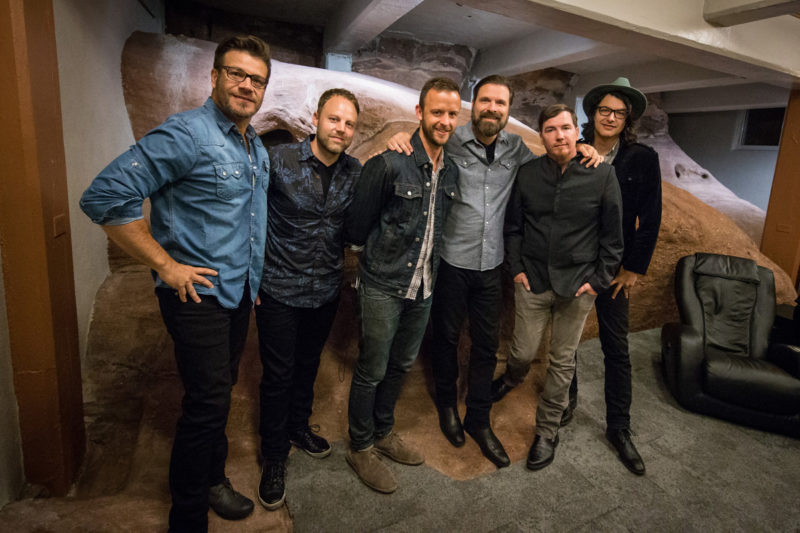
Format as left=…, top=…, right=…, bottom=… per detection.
left=479, top=110, right=503, bottom=121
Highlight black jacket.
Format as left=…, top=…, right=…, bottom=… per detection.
left=346, top=130, right=457, bottom=296
left=505, top=154, right=623, bottom=297
left=612, top=142, right=662, bottom=275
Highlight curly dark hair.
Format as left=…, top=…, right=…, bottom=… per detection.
left=581, top=90, right=638, bottom=145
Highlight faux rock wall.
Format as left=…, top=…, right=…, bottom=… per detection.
left=506, top=68, right=576, bottom=129
left=352, top=36, right=475, bottom=91
left=120, top=32, right=796, bottom=315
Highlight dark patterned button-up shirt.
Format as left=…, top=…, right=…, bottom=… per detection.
left=260, top=136, right=362, bottom=308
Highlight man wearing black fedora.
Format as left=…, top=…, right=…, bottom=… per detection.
left=563, top=77, right=661, bottom=474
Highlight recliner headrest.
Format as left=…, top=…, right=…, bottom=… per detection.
left=692, top=253, right=760, bottom=285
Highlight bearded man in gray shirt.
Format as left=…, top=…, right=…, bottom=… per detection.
left=388, top=75, right=599, bottom=467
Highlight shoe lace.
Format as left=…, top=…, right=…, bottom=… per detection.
left=267, top=462, right=285, bottom=484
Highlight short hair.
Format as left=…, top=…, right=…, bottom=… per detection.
left=581, top=90, right=638, bottom=145
left=317, top=88, right=360, bottom=117
left=472, top=75, right=514, bottom=106
left=418, top=77, right=461, bottom=109
left=538, top=103, right=578, bottom=132
left=213, top=35, right=272, bottom=86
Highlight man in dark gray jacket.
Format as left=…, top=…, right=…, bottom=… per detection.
left=497, top=103, right=623, bottom=471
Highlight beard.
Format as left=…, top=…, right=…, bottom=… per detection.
left=472, top=110, right=508, bottom=139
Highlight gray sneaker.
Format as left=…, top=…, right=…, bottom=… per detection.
left=375, top=431, right=424, bottom=465
left=346, top=446, right=397, bottom=493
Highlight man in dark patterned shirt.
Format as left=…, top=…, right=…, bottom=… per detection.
left=255, top=89, right=362, bottom=511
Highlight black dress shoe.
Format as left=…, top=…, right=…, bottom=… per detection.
left=606, top=429, right=645, bottom=475
left=208, top=478, right=254, bottom=520
left=560, top=403, right=574, bottom=426
left=526, top=434, right=559, bottom=471
left=258, top=460, right=286, bottom=510
left=465, top=425, right=510, bottom=468
left=437, top=406, right=465, bottom=447
left=491, top=377, right=515, bottom=403
left=290, top=426, right=332, bottom=458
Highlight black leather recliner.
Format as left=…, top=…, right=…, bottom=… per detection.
left=661, top=253, right=800, bottom=438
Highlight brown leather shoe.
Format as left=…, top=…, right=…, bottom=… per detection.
left=346, top=446, right=397, bottom=493
left=375, top=431, right=424, bottom=465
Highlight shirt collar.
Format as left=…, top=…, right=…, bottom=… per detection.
left=410, top=129, right=448, bottom=171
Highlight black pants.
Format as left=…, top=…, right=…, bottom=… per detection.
left=255, top=291, right=339, bottom=462
left=595, top=286, right=632, bottom=430
left=430, top=261, right=503, bottom=429
left=157, top=286, right=252, bottom=533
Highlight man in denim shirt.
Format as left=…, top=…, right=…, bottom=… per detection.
left=344, top=77, right=460, bottom=494
left=255, top=89, right=361, bottom=510
left=80, top=35, right=270, bottom=532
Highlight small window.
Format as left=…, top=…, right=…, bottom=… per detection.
left=736, top=108, right=784, bottom=149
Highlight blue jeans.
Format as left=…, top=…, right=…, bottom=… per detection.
left=347, top=281, right=432, bottom=450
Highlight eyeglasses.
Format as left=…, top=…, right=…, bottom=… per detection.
left=219, top=66, right=267, bottom=89
left=597, top=106, right=628, bottom=119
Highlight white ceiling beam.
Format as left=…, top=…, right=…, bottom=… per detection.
left=323, top=0, right=424, bottom=53
left=704, top=0, right=800, bottom=27
left=456, top=0, right=800, bottom=84
left=472, top=29, right=620, bottom=78
left=573, top=60, right=750, bottom=96
left=661, top=83, right=790, bottom=113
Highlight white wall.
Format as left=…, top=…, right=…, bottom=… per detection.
left=0, top=245, right=24, bottom=509
left=669, top=110, right=778, bottom=211
left=53, top=0, right=164, bottom=360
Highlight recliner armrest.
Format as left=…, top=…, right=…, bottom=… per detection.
left=767, top=343, right=800, bottom=378
left=661, top=323, right=706, bottom=408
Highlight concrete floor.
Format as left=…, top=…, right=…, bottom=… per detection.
left=1, top=264, right=799, bottom=532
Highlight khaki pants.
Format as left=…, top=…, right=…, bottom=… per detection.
left=505, top=285, right=596, bottom=438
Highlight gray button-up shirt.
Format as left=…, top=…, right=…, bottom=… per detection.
left=441, top=125, right=535, bottom=271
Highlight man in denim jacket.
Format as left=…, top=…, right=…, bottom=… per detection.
left=80, top=35, right=270, bottom=532
left=344, top=77, right=460, bottom=494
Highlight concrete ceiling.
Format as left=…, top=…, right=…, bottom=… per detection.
left=192, top=0, right=798, bottom=112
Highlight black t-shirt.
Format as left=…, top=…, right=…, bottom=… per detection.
left=311, top=156, right=335, bottom=200
left=481, top=139, right=497, bottom=164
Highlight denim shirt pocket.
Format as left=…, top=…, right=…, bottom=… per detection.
left=214, top=162, right=247, bottom=200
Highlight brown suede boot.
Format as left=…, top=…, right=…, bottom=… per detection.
left=375, top=431, right=424, bottom=465
left=346, top=446, right=397, bottom=493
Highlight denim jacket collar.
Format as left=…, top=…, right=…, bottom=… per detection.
left=203, top=97, right=258, bottom=141
left=411, top=129, right=449, bottom=172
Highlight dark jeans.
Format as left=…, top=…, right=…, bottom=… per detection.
left=430, top=261, right=503, bottom=429
left=156, top=286, right=251, bottom=533
left=255, top=291, right=339, bottom=462
left=574, top=286, right=631, bottom=430
left=348, top=281, right=432, bottom=450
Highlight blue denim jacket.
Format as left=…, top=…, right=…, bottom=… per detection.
left=80, top=98, right=269, bottom=309
left=346, top=129, right=457, bottom=298
left=261, top=136, right=362, bottom=308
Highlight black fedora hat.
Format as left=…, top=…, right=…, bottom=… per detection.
left=583, top=77, right=647, bottom=119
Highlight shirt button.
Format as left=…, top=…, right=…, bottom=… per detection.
left=251, top=212, right=255, bottom=216
left=407, top=191, right=412, bottom=196
left=423, top=211, right=428, bottom=216
left=235, top=170, right=239, bottom=175
left=407, top=262, right=413, bottom=267
left=397, top=289, right=403, bottom=295
left=426, top=182, right=430, bottom=187
left=415, top=237, right=420, bottom=242
left=222, top=171, right=227, bottom=176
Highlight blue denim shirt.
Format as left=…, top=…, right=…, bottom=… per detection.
left=261, top=136, right=362, bottom=308
left=80, top=98, right=269, bottom=309
left=346, top=129, right=457, bottom=298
